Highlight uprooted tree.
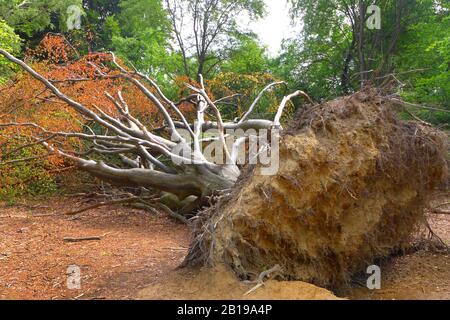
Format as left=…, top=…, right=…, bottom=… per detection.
left=1, top=48, right=448, bottom=288
left=0, top=48, right=310, bottom=212
left=183, top=90, right=448, bottom=287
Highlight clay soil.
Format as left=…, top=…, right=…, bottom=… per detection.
left=0, top=194, right=449, bottom=300
left=0, top=196, right=190, bottom=300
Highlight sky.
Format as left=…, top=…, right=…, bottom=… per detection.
left=248, top=1, right=301, bottom=56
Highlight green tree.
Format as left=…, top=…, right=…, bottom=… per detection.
left=165, top=0, right=266, bottom=80
left=110, top=0, right=172, bottom=74
left=67, top=0, right=174, bottom=84
left=282, top=0, right=449, bottom=125
left=0, top=0, right=82, bottom=43
left=0, top=19, right=21, bottom=83
left=80, top=0, right=120, bottom=51
left=221, top=34, right=270, bottom=74
left=394, top=3, right=449, bottom=124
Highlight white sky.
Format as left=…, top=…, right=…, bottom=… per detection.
left=248, top=0, right=300, bottom=56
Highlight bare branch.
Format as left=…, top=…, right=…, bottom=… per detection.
left=239, top=82, right=286, bottom=124
left=186, top=75, right=232, bottom=162
left=391, top=98, right=450, bottom=114
left=274, top=90, right=313, bottom=127
left=0, top=49, right=308, bottom=206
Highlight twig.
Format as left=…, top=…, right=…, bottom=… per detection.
left=391, top=98, right=450, bottom=114
left=435, top=202, right=450, bottom=209
left=64, top=236, right=102, bottom=243
left=430, top=209, right=450, bottom=215
left=401, top=105, right=432, bottom=126
left=64, top=196, right=147, bottom=216
left=32, top=213, right=56, bottom=218
left=72, top=293, right=86, bottom=300
left=244, top=265, right=282, bottom=296
left=140, top=200, right=189, bottom=224
left=424, top=220, right=450, bottom=252
left=162, top=247, right=188, bottom=251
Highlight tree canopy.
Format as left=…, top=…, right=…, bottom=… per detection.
left=277, top=0, right=449, bottom=124
left=0, top=19, right=21, bottom=83
left=0, top=0, right=448, bottom=125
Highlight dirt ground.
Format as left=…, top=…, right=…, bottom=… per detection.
left=347, top=194, right=450, bottom=300
left=0, top=194, right=449, bottom=300
left=0, top=196, right=190, bottom=300
left=136, top=264, right=340, bottom=300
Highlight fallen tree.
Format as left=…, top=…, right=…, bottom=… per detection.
left=0, top=49, right=310, bottom=212
left=1, top=49, right=447, bottom=289
left=183, top=90, right=448, bottom=287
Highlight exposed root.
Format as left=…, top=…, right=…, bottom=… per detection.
left=423, top=219, right=450, bottom=253
left=183, top=88, right=448, bottom=288
left=243, top=265, right=283, bottom=296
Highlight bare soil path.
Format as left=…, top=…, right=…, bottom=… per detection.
left=0, top=197, right=190, bottom=300
left=347, top=199, right=450, bottom=300
left=0, top=195, right=449, bottom=300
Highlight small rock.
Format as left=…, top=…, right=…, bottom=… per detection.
left=17, top=227, right=29, bottom=233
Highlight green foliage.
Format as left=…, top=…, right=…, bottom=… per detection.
left=221, top=35, right=270, bottom=74
left=61, top=0, right=175, bottom=85
left=283, top=0, right=449, bottom=124
left=0, top=0, right=82, bottom=40
left=110, top=0, right=172, bottom=74
left=274, top=22, right=352, bottom=100
left=395, top=4, right=450, bottom=125
left=0, top=140, right=57, bottom=202
left=276, top=0, right=363, bottom=98
left=0, top=19, right=21, bottom=83
left=165, top=0, right=266, bottom=79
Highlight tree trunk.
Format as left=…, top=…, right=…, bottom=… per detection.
left=358, top=0, right=367, bottom=88
left=77, top=159, right=239, bottom=200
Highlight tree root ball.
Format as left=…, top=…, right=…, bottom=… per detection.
left=184, top=89, right=448, bottom=287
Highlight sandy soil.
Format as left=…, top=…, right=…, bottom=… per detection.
left=347, top=251, right=450, bottom=300
left=0, top=194, right=449, bottom=300
left=0, top=197, right=190, bottom=300
left=136, top=264, right=339, bottom=300
left=346, top=198, right=450, bottom=300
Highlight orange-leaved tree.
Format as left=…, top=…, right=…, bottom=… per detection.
left=0, top=34, right=161, bottom=199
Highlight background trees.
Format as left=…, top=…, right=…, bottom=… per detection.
left=279, top=0, right=449, bottom=124
left=394, top=2, right=449, bottom=124
left=0, top=20, right=21, bottom=83
left=96, top=0, right=172, bottom=75
left=165, top=0, right=265, bottom=80
left=0, top=0, right=81, bottom=43
left=0, top=0, right=448, bottom=201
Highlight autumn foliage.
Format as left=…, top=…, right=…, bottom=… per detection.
left=0, top=34, right=286, bottom=200
left=208, top=72, right=292, bottom=120
left=0, top=34, right=165, bottom=198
